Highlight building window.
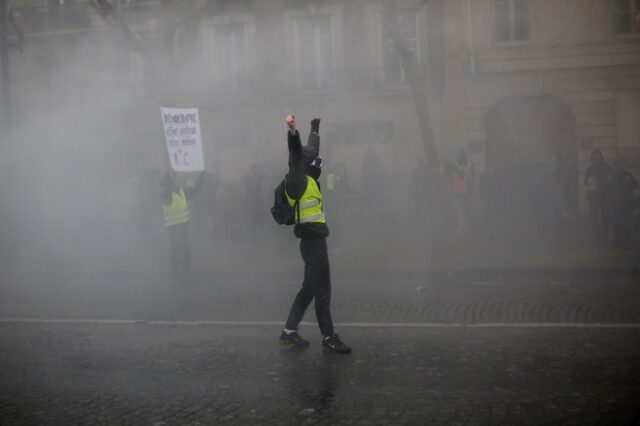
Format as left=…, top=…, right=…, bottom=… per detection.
left=207, top=23, right=249, bottom=93
left=294, top=15, right=334, bottom=89
left=614, top=0, right=640, bottom=34
left=494, top=0, right=531, bottom=42
left=30, top=0, right=91, bottom=32
left=377, top=9, right=420, bottom=83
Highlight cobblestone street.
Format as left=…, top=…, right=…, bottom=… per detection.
left=1, top=270, right=639, bottom=324
left=1, top=270, right=640, bottom=425
left=1, top=322, right=639, bottom=425
left=3, top=0, right=640, bottom=423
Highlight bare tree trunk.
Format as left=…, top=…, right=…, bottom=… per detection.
left=382, top=0, right=439, bottom=172
left=382, top=0, right=450, bottom=265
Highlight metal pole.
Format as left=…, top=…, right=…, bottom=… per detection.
left=0, top=0, right=10, bottom=122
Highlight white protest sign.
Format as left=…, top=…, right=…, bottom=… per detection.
left=161, top=107, right=205, bottom=172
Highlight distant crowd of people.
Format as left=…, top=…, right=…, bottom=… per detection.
left=126, top=144, right=638, bottom=286
left=584, top=149, right=638, bottom=248
left=409, top=148, right=638, bottom=248
left=149, top=147, right=638, bottom=254
left=409, top=149, right=578, bottom=244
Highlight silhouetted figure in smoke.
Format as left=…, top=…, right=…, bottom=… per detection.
left=605, top=159, right=638, bottom=248
left=584, top=149, right=612, bottom=242
left=447, top=150, right=472, bottom=236
left=279, top=115, right=351, bottom=354
left=161, top=170, right=205, bottom=285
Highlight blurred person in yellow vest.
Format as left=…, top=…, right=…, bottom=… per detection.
left=161, top=170, right=205, bottom=285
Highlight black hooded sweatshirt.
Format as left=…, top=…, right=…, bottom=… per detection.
left=286, top=129, right=330, bottom=239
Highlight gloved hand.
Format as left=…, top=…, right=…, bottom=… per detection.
left=310, top=118, right=321, bottom=134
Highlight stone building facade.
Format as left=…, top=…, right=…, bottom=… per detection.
left=461, top=0, right=640, bottom=212
left=4, top=0, right=640, bottom=213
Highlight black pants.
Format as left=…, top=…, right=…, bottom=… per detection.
left=168, top=222, right=190, bottom=284
left=285, top=237, right=334, bottom=337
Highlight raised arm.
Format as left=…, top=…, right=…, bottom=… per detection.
left=285, top=115, right=307, bottom=199
left=304, top=118, right=321, bottom=161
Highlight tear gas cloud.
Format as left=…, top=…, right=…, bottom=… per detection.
left=0, top=0, right=637, bottom=320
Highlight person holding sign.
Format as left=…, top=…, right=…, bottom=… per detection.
left=161, top=170, right=205, bottom=285
left=279, top=114, right=352, bottom=354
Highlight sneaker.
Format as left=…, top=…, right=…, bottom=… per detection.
left=279, top=330, right=310, bottom=347
left=322, top=334, right=352, bottom=354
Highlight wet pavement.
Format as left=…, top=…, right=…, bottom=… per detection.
left=1, top=271, right=640, bottom=425
left=1, top=322, right=639, bottom=425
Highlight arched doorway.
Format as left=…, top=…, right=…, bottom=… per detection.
left=484, top=95, right=578, bottom=239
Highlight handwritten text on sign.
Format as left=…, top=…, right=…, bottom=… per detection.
left=161, top=107, right=205, bottom=172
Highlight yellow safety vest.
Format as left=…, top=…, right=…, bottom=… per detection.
left=285, top=176, right=326, bottom=224
left=163, top=188, right=190, bottom=227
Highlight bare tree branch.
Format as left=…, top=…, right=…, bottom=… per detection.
left=90, top=0, right=241, bottom=90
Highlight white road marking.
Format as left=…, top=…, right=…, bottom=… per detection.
left=1, top=318, right=640, bottom=328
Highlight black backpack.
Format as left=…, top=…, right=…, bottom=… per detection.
left=271, top=177, right=300, bottom=225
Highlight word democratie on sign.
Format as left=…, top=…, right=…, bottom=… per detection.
left=161, top=107, right=206, bottom=172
